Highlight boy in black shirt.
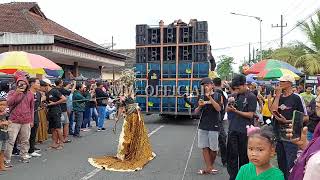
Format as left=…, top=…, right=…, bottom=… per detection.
left=195, top=77, right=222, bottom=174
left=213, top=78, right=228, bottom=166
left=28, top=78, right=42, bottom=157
left=226, top=74, right=257, bottom=180
left=41, top=79, right=66, bottom=149
left=55, top=79, right=72, bottom=143
left=271, top=74, right=304, bottom=179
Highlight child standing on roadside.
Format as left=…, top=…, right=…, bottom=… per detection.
left=0, top=94, right=11, bottom=172
left=236, top=126, right=284, bottom=180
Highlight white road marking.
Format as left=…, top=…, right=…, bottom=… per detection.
left=181, top=120, right=200, bottom=180
left=148, top=125, right=165, bottom=137
left=80, top=125, right=164, bottom=180
left=80, top=168, right=102, bottom=180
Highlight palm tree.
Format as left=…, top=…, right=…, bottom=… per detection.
left=295, top=11, right=320, bottom=75
left=271, top=11, right=320, bottom=75
left=271, top=45, right=305, bottom=66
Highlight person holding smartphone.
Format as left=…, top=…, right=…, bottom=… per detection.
left=226, top=74, right=257, bottom=180
left=270, top=74, right=305, bottom=180
left=194, top=77, right=222, bottom=175
left=286, top=123, right=320, bottom=180
left=4, top=76, right=34, bottom=166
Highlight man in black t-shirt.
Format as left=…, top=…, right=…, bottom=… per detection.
left=226, top=74, right=257, bottom=180
left=41, top=79, right=66, bottom=149
left=55, top=79, right=72, bottom=143
left=95, top=82, right=109, bottom=131
left=195, top=77, right=222, bottom=174
left=28, top=78, right=42, bottom=157
left=213, top=78, right=228, bottom=166
left=271, top=74, right=304, bottom=179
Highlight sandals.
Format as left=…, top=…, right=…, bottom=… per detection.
left=197, top=169, right=206, bottom=175
left=197, top=169, right=219, bottom=175
left=56, top=146, right=63, bottom=150
left=64, top=139, right=72, bottom=143
left=48, top=145, right=59, bottom=149
left=208, top=169, right=219, bottom=174
left=48, top=144, right=63, bottom=150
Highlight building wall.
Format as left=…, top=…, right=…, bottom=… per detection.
left=0, top=46, right=9, bottom=53
left=102, top=72, right=121, bottom=80
left=59, top=64, right=101, bottom=79
left=78, top=66, right=101, bottom=79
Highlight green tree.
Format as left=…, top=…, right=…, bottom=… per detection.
left=217, top=55, right=234, bottom=80
left=270, top=44, right=306, bottom=66
left=296, top=11, right=320, bottom=75
left=253, top=48, right=274, bottom=63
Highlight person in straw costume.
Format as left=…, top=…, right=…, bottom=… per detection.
left=88, top=69, right=155, bottom=172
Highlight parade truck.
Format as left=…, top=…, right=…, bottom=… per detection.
left=134, top=19, right=215, bottom=117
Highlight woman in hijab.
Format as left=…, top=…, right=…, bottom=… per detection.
left=288, top=122, right=320, bottom=180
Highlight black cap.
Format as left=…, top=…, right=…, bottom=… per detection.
left=213, top=77, right=222, bottom=86
left=201, top=77, right=213, bottom=85
left=231, top=74, right=246, bottom=87
left=40, top=80, right=47, bottom=87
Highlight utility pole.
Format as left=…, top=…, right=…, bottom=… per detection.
left=249, top=43, right=251, bottom=64
left=272, top=15, right=287, bottom=48
left=252, top=46, right=255, bottom=64
left=112, top=36, right=115, bottom=81
left=230, top=12, right=262, bottom=61
left=111, top=36, right=114, bottom=50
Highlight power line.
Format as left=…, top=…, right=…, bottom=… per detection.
left=285, top=0, right=320, bottom=22
left=212, top=8, right=319, bottom=52
left=212, top=39, right=279, bottom=51
left=283, top=0, right=305, bottom=17
left=282, top=7, right=320, bottom=38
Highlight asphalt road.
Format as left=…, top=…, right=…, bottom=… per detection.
left=1, top=115, right=229, bottom=180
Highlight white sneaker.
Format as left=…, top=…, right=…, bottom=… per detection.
left=19, top=158, right=30, bottom=163
left=30, top=152, right=42, bottom=157
left=25, top=154, right=32, bottom=159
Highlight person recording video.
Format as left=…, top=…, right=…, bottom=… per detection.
left=270, top=75, right=305, bottom=179
left=226, top=74, right=257, bottom=180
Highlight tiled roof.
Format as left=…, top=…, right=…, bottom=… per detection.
left=0, top=2, right=100, bottom=47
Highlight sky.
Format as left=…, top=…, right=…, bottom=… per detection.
left=1, top=0, right=320, bottom=70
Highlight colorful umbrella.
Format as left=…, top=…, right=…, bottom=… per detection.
left=0, top=51, right=63, bottom=77
left=245, top=59, right=302, bottom=75
left=257, top=68, right=300, bottom=80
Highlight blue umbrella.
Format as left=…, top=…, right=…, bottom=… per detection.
left=257, top=80, right=279, bottom=85
left=246, top=74, right=257, bottom=83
